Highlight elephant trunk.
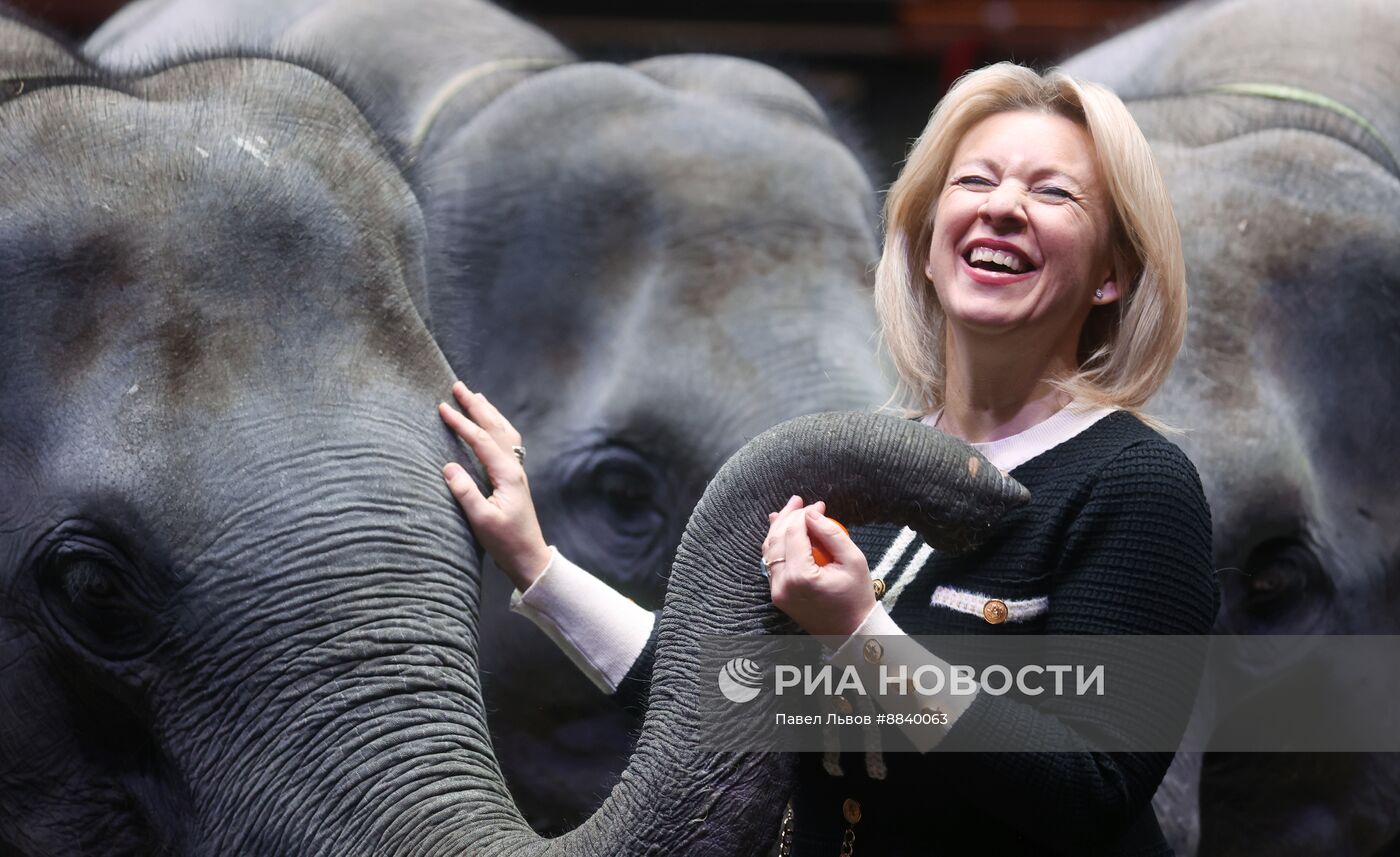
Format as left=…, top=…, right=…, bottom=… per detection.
left=165, top=587, right=518, bottom=856
left=450, top=412, right=1027, bottom=856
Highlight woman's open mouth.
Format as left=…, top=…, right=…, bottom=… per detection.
left=960, top=243, right=1037, bottom=285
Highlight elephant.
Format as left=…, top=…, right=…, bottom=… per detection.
left=87, top=0, right=890, bottom=831
left=1063, top=0, right=1400, bottom=854
left=0, top=15, right=483, bottom=853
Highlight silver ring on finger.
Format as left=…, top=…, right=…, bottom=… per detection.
left=762, top=556, right=786, bottom=571
left=512, top=444, right=526, bottom=465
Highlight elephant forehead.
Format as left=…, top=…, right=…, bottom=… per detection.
left=1161, top=134, right=1397, bottom=400
left=570, top=102, right=872, bottom=229
left=498, top=234, right=884, bottom=446
left=2, top=211, right=438, bottom=417
left=428, top=63, right=878, bottom=259
left=1154, top=134, right=1400, bottom=580
left=1207, top=142, right=1397, bottom=467
left=1, top=82, right=441, bottom=409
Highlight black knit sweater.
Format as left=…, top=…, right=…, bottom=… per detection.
left=613, top=410, right=1218, bottom=856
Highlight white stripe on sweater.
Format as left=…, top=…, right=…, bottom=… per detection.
left=871, top=526, right=917, bottom=581
left=929, top=585, right=1049, bottom=623
left=883, top=540, right=932, bottom=612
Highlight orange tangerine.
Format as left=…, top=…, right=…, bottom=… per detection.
left=811, top=517, right=849, bottom=566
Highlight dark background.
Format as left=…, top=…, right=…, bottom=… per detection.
left=13, top=0, right=1178, bottom=184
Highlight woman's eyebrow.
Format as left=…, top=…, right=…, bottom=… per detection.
left=950, top=158, right=998, bottom=174
left=1029, top=169, right=1089, bottom=189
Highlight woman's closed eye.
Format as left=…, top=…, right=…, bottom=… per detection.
left=954, top=176, right=1073, bottom=200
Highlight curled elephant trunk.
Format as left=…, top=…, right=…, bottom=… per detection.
left=457, top=412, right=1027, bottom=856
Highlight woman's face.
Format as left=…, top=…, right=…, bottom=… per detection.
left=924, top=110, right=1119, bottom=351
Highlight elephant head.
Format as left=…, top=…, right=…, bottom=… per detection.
left=420, top=53, right=889, bottom=830
left=1066, top=1, right=1400, bottom=853
left=0, top=33, right=479, bottom=853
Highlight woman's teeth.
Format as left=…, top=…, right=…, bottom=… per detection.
left=967, top=246, right=1029, bottom=273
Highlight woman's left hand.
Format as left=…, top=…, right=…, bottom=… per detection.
left=763, top=498, right=876, bottom=638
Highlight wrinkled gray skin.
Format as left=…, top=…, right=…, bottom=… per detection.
left=1065, top=1, right=1400, bottom=854
left=89, top=0, right=888, bottom=829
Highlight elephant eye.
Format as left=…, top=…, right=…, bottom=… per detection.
left=559, top=444, right=673, bottom=593
left=1227, top=537, right=1331, bottom=633
left=41, top=545, right=159, bottom=660
left=594, top=460, right=663, bottom=535
left=64, top=561, right=116, bottom=602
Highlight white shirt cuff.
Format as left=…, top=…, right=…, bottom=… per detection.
left=508, top=547, right=656, bottom=694
left=828, top=603, right=978, bottom=752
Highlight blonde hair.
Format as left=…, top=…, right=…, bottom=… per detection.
left=875, top=62, right=1186, bottom=429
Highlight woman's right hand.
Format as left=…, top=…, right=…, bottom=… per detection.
left=439, top=381, right=552, bottom=592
